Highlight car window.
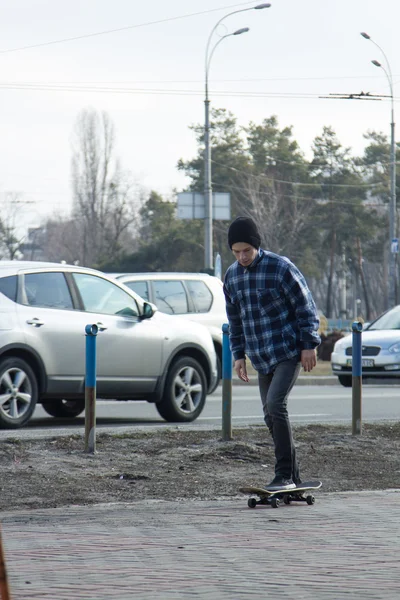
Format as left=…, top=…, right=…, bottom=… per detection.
left=369, top=305, right=400, bottom=330
left=186, top=280, right=213, bottom=313
left=0, top=275, right=17, bottom=302
left=123, top=280, right=149, bottom=302
left=73, top=273, right=139, bottom=317
left=153, top=280, right=188, bottom=315
left=24, top=272, right=74, bottom=309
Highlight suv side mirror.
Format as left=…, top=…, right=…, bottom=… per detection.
left=142, top=301, right=157, bottom=320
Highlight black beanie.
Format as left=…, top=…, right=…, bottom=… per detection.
left=228, top=216, right=261, bottom=250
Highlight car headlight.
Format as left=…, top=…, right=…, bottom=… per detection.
left=389, top=342, right=400, bottom=354
left=333, top=339, right=345, bottom=352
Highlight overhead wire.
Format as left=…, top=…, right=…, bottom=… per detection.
left=216, top=181, right=387, bottom=207
left=0, top=74, right=397, bottom=84
left=210, top=158, right=382, bottom=187
left=0, top=2, right=394, bottom=220
left=209, top=150, right=399, bottom=169
left=0, top=82, right=398, bottom=105
left=0, top=1, right=258, bottom=54
left=0, top=83, right=336, bottom=97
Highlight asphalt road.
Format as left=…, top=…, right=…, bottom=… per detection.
left=1, top=383, right=400, bottom=439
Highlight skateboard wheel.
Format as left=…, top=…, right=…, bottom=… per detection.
left=248, top=498, right=257, bottom=509
left=306, top=495, right=315, bottom=505
left=271, top=497, right=280, bottom=508
left=283, top=495, right=291, bottom=505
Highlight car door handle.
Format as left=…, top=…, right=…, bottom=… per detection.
left=26, top=318, right=45, bottom=327
left=96, top=322, right=108, bottom=331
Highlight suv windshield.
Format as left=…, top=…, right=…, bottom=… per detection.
left=368, top=305, right=400, bottom=330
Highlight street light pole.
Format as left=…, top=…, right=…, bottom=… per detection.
left=204, top=3, right=271, bottom=271
left=361, top=32, right=397, bottom=308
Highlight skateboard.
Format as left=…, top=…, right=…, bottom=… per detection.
left=239, top=480, right=322, bottom=509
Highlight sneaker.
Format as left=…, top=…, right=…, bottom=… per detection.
left=265, top=476, right=296, bottom=491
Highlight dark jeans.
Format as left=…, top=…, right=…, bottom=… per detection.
left=258, top=358, right=301, bottom=483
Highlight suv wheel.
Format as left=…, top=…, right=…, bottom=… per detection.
left=0, top=357, right=38, bottom=429
left=338, top=375, right=352, bottom=388
left=157, top=357, right=207, bottom=422
left=209, top=353, right=221, bottom=394
left=41, top=399, right=85, bottom=418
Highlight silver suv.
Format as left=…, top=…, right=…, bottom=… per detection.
left=0, top=261, right=217, bottom=429
left=112, top=273, right=227, bottom=388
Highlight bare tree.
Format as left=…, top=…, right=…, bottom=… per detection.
left=71, top=109, right=140, bottom=266
left=0, top=192, right=27, bottom=259
left=235, top=174, right=315, bottom=260
left=40, top=218, right=83, bottom=263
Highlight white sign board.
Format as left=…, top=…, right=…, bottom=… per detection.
left=177, top=192, right=231, bottom=220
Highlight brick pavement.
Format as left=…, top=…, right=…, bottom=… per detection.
left=1, top=491, right=400, bottom=600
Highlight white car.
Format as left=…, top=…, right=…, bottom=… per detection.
left=111, top=272, right=227, bottom=389
left=331, top=305, right=400, bottom=387
left=0, top=261, right=218, bottom=429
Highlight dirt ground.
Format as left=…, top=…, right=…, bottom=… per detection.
left=1, top=422, right=400, bottom=511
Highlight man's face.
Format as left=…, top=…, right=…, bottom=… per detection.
left=231, top=242, right=258, bottom=267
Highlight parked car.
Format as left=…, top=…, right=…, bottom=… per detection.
left=0, top=261, right=218, bottom=429
left=110, top=272, right=227, bottom=390
left=331, top=305, right=400, bottom=387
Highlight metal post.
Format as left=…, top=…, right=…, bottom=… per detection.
left=389, top=115, right=397, bottom=307
left=204, top=90, right=213, bottom=271
left=351, top=321, right=363, bottom=435
left=85, top=324, right=98, bottom=454
left=222, top=323, right=233, bottom=441
left=0, top=523, right=11, bottom=600
left=339, top=250, right=347, bottom=319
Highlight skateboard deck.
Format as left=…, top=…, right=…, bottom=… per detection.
left=239, top=480, right=322, bottom=508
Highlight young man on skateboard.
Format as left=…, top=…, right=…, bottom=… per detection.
left=223, top=216, right=320, bottom=491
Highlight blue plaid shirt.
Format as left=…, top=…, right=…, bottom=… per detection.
left=223, top=249, right=320, bottom=374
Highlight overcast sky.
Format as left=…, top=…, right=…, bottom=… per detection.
left=1, top=0, right=399, bottom=231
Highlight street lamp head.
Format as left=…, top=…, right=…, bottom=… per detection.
left=372, top=59, right=382, bottom=68
left=234, top=27, right=250, bottom=35
left=360, top=32, right=371, bottom=40
left=254, top=3, right=271, bottom=8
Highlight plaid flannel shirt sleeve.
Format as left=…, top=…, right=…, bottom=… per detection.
left=281, top=262, right=321, bottom=349
left=223, top=282, right=246, bottom=360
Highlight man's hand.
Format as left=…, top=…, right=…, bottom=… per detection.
left=235, top=358, right=249, bottom=382
left=301, top=349, right=317, bottom=372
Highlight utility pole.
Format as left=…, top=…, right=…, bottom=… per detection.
left=203, top=3, right=271, bottom=271
left=360, top=32, right=397, bottom=309
left=320, top=90, right=396, bottom=309
left=204, top=27, right=249, bottom=271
